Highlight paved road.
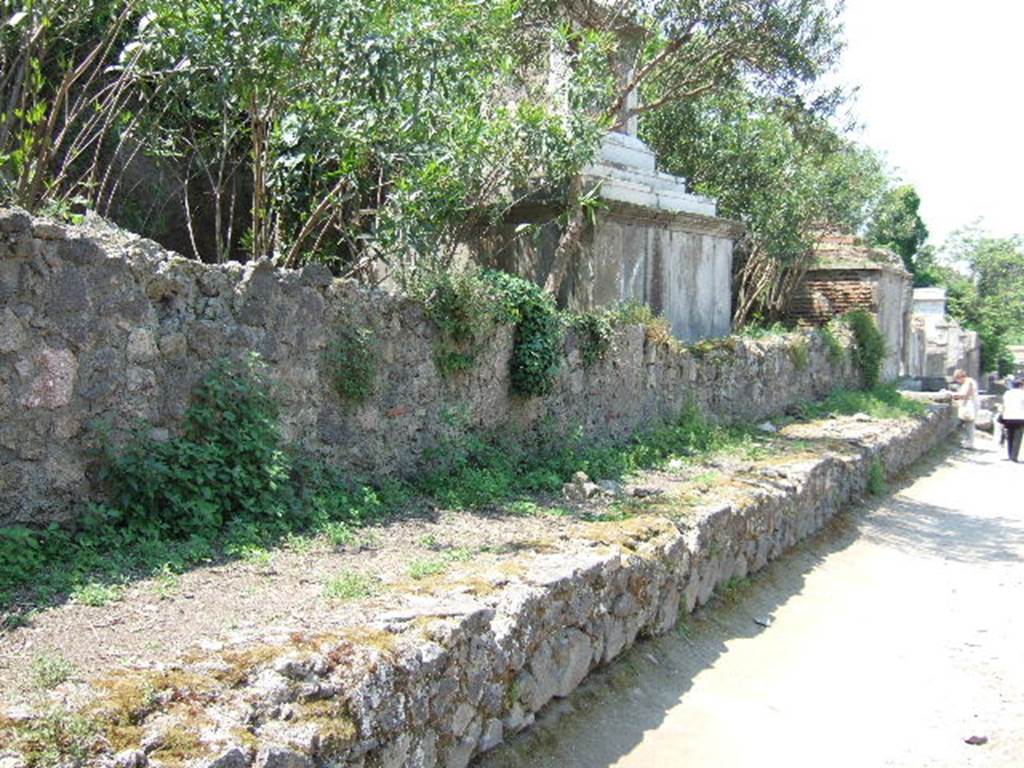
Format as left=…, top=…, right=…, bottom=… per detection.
left=478, top=438, right=1024, bottom=767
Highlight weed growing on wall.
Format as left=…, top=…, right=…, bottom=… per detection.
left=736, top=321, right=788, bottom=339
left=410, top=267, right=504, bottom=377
left=568, top=309, right=616, bottom=367
left=819, top=321, right=846, bottom=365
left=789, top=337, right=810, bottom=371
left=842, top=309, right=886, bottom=388
left=866, top=457, right=887, bottom=495
left=324, top=325, right=376, bottom=404
left=614, top=301, right=676, bottom=349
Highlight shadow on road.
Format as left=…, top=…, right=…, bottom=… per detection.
left=476, top=443, right=1023, bottom=768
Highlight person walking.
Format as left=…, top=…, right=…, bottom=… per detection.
left=1000, top=379, right=1024, bottom=461
left=952, top=369, right=979, bottom=449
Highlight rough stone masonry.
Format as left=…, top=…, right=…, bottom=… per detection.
left=0, top=209, right=858, bottom=527
left=0, top=401, right=958, bottom=767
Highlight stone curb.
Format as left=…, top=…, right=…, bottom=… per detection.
left=2, top=404, right=957, bottom=768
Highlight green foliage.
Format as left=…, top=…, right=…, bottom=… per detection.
left=1, top=709, right=99, bottom=768
left=103, top=355, right=293, bottom=539
left=798, top=386, right=926, bottom=421
left=0, top=356, right=396, bottom=609
left=937, top=230, right=1024, bottom=374
left=737, top=321, right=789, bottom=339
left=613, top=301, right=676, bottom=348
left=407, top=546, right=474, bottom=580
left=408, top=557, right=450, bottom=581
left=30, top=653, right=75, bottom=691
left=484, top=270, right=564, bottom=397
left=568, top=309, right=616, bottom=368
left=0, top=0, right=140, bottom=213
left=125, top=0, right=604, bottom=265
left=866, top=458, right=887, bottom=496
left=70, top=581, right=124, bottom=607
left=643, top=82, right=887, bottom=322
left=819, top=322, right=846, bottom=365
left=411, top=267, right=505, bottom=376
left=416, top=403, right=762, bottom=512
left=323, top=571, right=377, bottom=601
left=841, top=310, right=886, bottom=388
left=324, top=325, right=376, bottom=403
left=867, top=185, right=929, bottom=274
left=789, top=337, right=810, bottom=371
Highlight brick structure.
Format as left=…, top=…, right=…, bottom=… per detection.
left=786, top=234, right=913, bottom=382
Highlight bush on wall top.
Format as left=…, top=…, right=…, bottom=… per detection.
left=842, top=309, right=886, bottom=388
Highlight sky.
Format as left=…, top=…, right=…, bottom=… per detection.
left=834, top=0, right=1024, bottom=249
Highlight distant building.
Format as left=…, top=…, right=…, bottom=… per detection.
left=906, top=287, right=980, bottom=386
left=785, top=234, right=912, bottom=382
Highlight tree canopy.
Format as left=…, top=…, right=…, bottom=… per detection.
left=866, top=184, right=929, bottom=275
left=643, top=84, right=886, bottom=322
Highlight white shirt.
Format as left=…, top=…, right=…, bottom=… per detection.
left=1003, top=388, right=1024, bottom=420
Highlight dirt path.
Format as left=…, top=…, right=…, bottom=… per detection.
left=478, top=436, right=1024, bottom=768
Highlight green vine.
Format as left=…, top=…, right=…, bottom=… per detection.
left=484, top=270, right=565, bottom=397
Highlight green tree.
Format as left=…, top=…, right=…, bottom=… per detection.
left=131, top=0, right=604, bottom=269
left=867, top=184, right=929, bottom=275
left=937, top=229, right=1024, bottom=374
left=643, top=84, right=886, bottom=322
left=541, top=0, right=849, bottom=296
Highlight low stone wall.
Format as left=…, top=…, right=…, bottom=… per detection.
left=0, top=209, right=858, bottom=527
left=0, top=403, right=956, bottom=768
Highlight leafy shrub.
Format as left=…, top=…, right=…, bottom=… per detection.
left=842, top=309, right=886, bottom=388
left=484, top=270, right=565, bottom=397
left=0, top=355, right=399, bottom=607
left=102, top=355, right=294, bottom=539
left=324, top=325, right=376, bottom=403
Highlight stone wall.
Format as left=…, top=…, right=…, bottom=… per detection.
left=0, top=208, right=858, bottom=527
left=0, top=402, right=957, bottom=768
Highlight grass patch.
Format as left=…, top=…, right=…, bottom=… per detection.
left=70, top=581, right=125, bottom=607
left=408, top=546, right=476, bottom=580
left=798, top=385, right=926, bottom=421
left=408, top=557, right=449, bottom=580
left=323, top=571, right=377, bottom=601
left=1, top=709, right=100, bottom=767
left=30, top=653, right=75, bottom=690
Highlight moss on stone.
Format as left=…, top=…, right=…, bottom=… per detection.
left=297, top=700, right=359, bottom=756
